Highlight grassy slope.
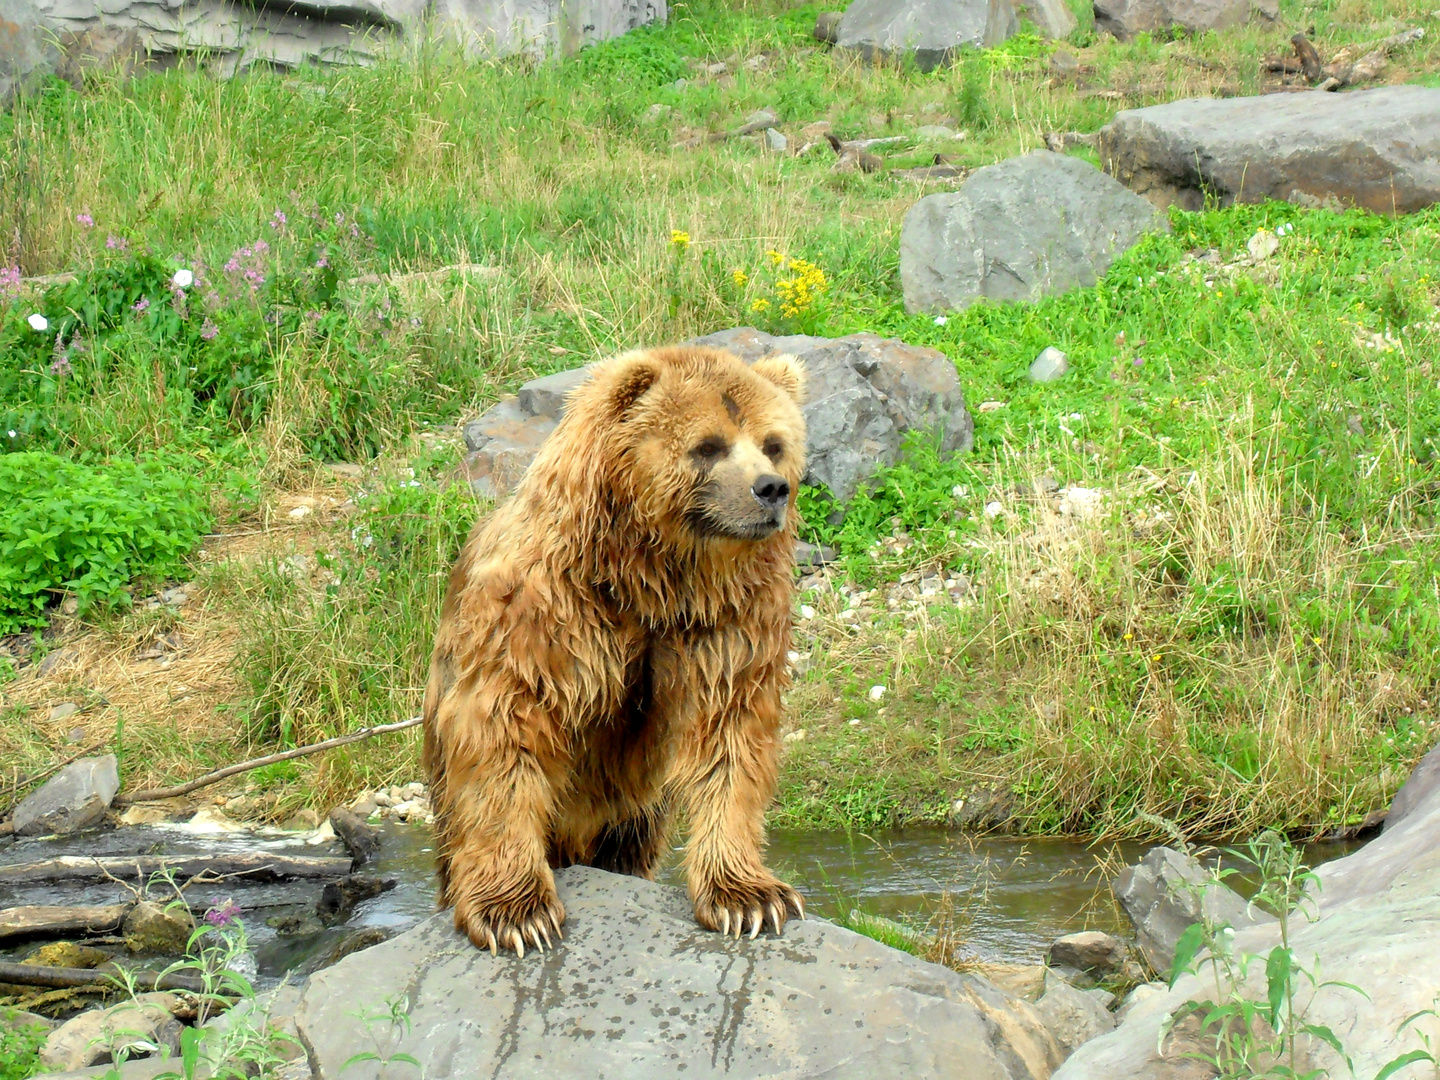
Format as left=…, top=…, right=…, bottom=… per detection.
left=1, top=0, right=1437, bottom=838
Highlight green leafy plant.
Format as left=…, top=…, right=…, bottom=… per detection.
left=341, top=994, right=422, bottom=1077
left=0, top=1015, right=48, bottom=1080
left=1166, top=832, right=1365, bottom=1079
left=0, top=451, right=211, bottom=632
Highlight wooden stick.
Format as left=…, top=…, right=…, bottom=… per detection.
left=0, top=961, right=206, bottom=994
left=0, top=904, right=131, bottom=942
left=0, top=854, right=353, bottom=886
left=113, top=716, right=423, bottom=805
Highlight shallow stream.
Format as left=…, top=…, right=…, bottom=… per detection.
left=0, top=821, right=1363, bottom=983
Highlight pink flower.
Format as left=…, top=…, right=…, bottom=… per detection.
left=76, top=213, right=94, bottom=228
left=201, top=319, right=219, bottom=340
left=105, top=235, right=128, bottom=251
left=270, top=210, right=287, bottom=229
left=203, top=898, right=242, bottom=927
left=132, top=296, right=150, bottom=314
left=50, top=353, right=73, bottom=376
left=0, top=265, right=20, bottom=302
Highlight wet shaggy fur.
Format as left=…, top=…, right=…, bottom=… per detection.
left=422, top=344, right=808, bottom=956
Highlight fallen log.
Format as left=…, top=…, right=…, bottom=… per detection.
left=0, top=961, right=207, bottom=993
left=0, top=854, right=352, bottom=886
left=0, top=904, right=131, bottom=942
left=114, top=715, right=422, bottom=805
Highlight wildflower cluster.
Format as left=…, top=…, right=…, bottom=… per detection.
left=224, top=239, right=271, bottom=294
left=670, top=229, right=691, bottom=251
left=0, top=265, right=21, bottom=304
left=773, top=256, right=827, bottom=318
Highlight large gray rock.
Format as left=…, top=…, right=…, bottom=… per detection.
left=1034, top=971, right=1114, bottom=1056
left=12, top=0, right=663, bottom=80
left=836, top=0, right=1017, bottom=72
left=12, top=754, right=119, bottom=837
left=464, top=329, right=973, bottom=503
left=293, top=865, right=1063, bottom=1079
left=1099, top=85, right=1440, bottom=215
left=900, top=151, right=1165, bottom=315
left=1020, top=0, right=1076, bottom=38
left=1059, top=740, right=1440, bottom=1079
left=1111, top=846, right=1261, bottom=976
left=1093, top=0, right=1247, bottom=39
left=0, top=0, right=56, bottom=108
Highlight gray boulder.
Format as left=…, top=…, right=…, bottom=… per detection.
left=1099, top=85, right=1440, bottom=215
left=1019, top=0, right=1076, bottom=38
left=463, top=329, right=973, bottom=503
left=11, top=0, right=664, bottom=82
left=1, top=0, right=57, bottom=108
left=836, top=0, right=1017, bottom=72
left=294, top=865, right=1063, bottom=1079
left=12, top=754, right=119, bottom=837
left=900, top=151, right=1165, bottom=315
left=1093, top=0, right=1248, bottom=39
left=1047, top=930, right=1130, bottom=979
left=1034, top=971, right=1114, bottom=1056
left=1112, top=846, right=1260, bottom=976
left=1058, top=739, right=1440, bottom=1080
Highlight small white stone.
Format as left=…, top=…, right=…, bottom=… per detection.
left=984, top=501, right=1003, bottom=519
left=782, top=729, right=807, bottom=743
left=786, top=650, right=800, bottom=664
left=848, top=718, right=861, bottom=726
left=868, top=685, right=886, bottom=701
left=288, top=505, right=312, bottom=520
left=799, top=605, right=816, bottom=619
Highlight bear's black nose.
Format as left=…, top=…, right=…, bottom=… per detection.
left=752, top=474, right=790, bottom=512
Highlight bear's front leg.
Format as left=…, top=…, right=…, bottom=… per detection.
left=428, top=702, right=567, bottom=957
left=670, top=663, right=805, bottom=939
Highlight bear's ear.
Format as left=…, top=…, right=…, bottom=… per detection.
left=605, top=352, right=663, bottom=417
left=751, top=352, right=805, bottom=405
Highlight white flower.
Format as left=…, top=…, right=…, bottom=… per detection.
left=172, top=269, right=194, bottom=288
left=933, top=315, right=948, bottom=326
left=6, top=430, right=15, bottom=438
left=27, top=313, right=48, bottom=331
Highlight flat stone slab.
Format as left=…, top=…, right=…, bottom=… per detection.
left=294, top=866, right=1062, bottom=1079
left=835, top=0, right=1017, bottom=71
left=899, top=150, right=1165, bottom=315
left=1098, top=85, right=1440, bottom=214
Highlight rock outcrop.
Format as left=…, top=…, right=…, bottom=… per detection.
left=294, top=864, right=1064, bottom=1079
left=835, top=0, right=1017, bottom=72
left=899, top=151, right=1165, bottom=315
left=1093, top=0, right=1248, bottom=39
left=1111, top=845, right=1264, bottom=976
left=11, top=755, right=119, bottom=838
left=464, top=329, right=973, bottom=503
left=1057, top=740, right=1440, bottom=1079
left=3, top=0, right=664, bottom=96
left=1019, top=0, right=1076, bottom=38
left=1098, top=85, right=1440, bottom=215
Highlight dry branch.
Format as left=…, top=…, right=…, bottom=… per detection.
left=0, top=854, right=352, bottom=886
left=0, top=961, right=206, bottom=993
left=0, top=904, right=131, bottom=942
left=113, top=715, right=422, bottom=805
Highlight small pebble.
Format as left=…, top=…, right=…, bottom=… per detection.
left=868, top=685, right=886, bottom=702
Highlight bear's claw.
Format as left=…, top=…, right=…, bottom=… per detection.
left=696, top=878, right=805, bottom=941
left=456, top=888, right=566, bottom=958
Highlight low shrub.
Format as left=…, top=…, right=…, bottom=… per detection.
left=0, top=451, right=211, bottom=632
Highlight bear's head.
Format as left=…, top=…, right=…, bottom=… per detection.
left=553, top=345, right=806, bottom=548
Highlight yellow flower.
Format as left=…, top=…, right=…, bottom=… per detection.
left=750, top=297, right=770, bottom=313
left=767, top=249, right=785, bottom=267
left=1312, top=637, right=1322, bottom=646
left=1151, top=654, right=1162, bottom=662
left=731, top=268, right=748, bottom=288
left=1123, top=633, right=1134, bottom=641
left=670, top=229, right=691, bottom=250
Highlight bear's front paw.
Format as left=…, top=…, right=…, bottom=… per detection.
left=694, top=875, right=805, bottom=940
left=453, top=880, right=566, bottom=958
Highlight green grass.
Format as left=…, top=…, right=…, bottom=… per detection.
left=1, top=0, right=1437, bottom=836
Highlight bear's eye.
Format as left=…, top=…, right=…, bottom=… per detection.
left=692, top=438, right=728, bottom=462
left=763, top=437, right=783, bottom=460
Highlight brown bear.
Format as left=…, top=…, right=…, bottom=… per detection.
left=422, top=343, right=808, bottom=956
